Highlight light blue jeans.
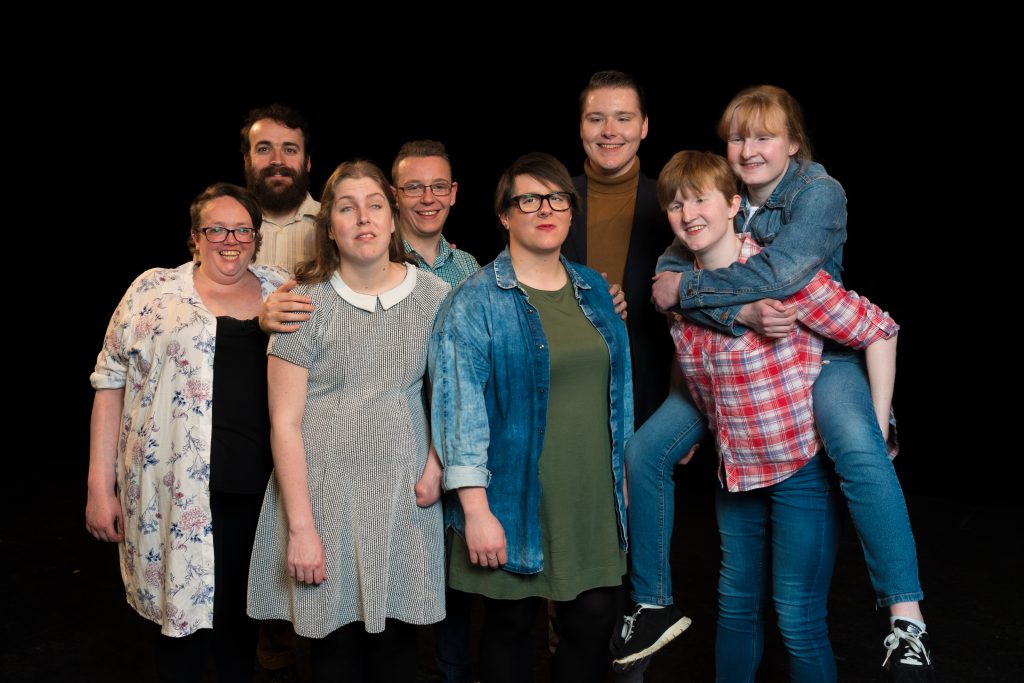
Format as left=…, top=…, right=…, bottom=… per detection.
left=626, top=350, right=923, bottom=608
left=715, top=454, right=842, bottom=683
left=625, top=383, right=705, bottom=606
left=812, top=349, right=923, bottom=607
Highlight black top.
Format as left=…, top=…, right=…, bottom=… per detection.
left=209, top=316, right=273, bottom=494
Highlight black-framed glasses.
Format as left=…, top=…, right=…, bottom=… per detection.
left=509, top=192, right=572, bottom=213
left=397, top=181, right=453, bottom=197
left=198, top=226, right=257, bottom=243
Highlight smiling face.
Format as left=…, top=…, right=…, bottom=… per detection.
left=245, top=118, right=312, bottom=214
left=501, top=175, right=572, bottom=259
left=393, top=155, right=457, bottom=241
left=580, top=87, right=649, bottom=178
left=666, top=187, right=741, bottom=267
left=725, top=111, right=799, bottom=202
left=328, top=176, right=396, bottom=267
left=194, top=196, right=258, bottom=283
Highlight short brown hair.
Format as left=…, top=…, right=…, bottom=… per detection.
left=579, top=70, right=648, bottom=120
left=295, top=160, right=410, bottom=284
left=189, top=183, right=264, bottom=257
left=493, top=152, right=579, bottom=219
left=240, top=103, right=311, bottom=160
left=657, top=151, right=739, bottom=210
left=391, top=140, right=451, bottom=184
left=717, top=85, right=812, bottom=161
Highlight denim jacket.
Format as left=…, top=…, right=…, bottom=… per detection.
left=658, top=159, right=848, bottom=335
left=428, top=246, right=633, bottom=574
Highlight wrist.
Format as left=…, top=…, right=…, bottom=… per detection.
left=87, top=476, right=115, bottom=496
left=287, top=518, right=317, bottom=535
left=459, top=493, right=491, bottom=518
left=734, top=303, right=751, bottom=327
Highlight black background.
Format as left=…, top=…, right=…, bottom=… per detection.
left=52, top=57, right=998, bottom=501
left=9, top=42, right=1017, bottom=681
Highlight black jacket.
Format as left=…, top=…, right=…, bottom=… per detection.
left=563, top=171, right=674, bottom=427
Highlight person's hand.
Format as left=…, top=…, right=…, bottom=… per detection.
left=464, top=510, right=507, bottom=569
left=415, top=446, right=443, bottom=507
left=678, top=443, right=700, bottom=466
left=85, top=490, right=124, bottom=542
left=651, top=271, right=683, bottom=313
left=259, top=280, right=315, bottom=334
left=287, top=527, right=327, bottom=585
left=601, top=273, right=628, bottom=321
left=736, top=299, right=797, bottom=338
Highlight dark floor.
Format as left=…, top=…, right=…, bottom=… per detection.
left=5, top=467, right=1021, bottom=682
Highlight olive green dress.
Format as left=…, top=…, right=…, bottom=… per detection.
left=448, top=280, right=626, bottom=600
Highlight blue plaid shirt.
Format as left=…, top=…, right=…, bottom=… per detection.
left=404, top=236, right=480, bottom=289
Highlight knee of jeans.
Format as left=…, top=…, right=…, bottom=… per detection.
left=718, top=574, right=765, bottom=621
left=624, top=437, right=645, bottom=471
left=624, top=434, right=676, bottom=479
left=828, top=445, right=898, bottom=487
left=774, top=600, right=829, bottom=648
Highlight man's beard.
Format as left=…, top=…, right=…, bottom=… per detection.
left=247, top=164, right=311, bottom=215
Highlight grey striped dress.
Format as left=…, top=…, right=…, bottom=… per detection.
left=247, top=265, right=450, bottom=636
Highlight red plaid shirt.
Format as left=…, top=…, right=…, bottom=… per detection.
left=672, top=236, right=899, bottom=492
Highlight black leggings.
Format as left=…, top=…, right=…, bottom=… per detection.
left=152, top=492, right=263, bottom=682
left=479, top=587, right=617, bottom=683
left=308, top=619, right=416, bottom=683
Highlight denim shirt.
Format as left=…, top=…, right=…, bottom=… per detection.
left=657, top=158, right=848, bottom=335
left=428, top=246, right=633, bottom=574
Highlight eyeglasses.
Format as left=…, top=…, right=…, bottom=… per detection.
left=397, top=181, right=453, bottom=197
left=198, top=226, right=257, bottom=243
left=509, top=192, right=572, bottom=213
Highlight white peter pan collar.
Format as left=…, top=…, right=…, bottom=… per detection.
left=329, top=262, right=417, bottom=312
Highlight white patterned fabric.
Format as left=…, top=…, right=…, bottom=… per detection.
left=91, top=262, right=289, bottom=636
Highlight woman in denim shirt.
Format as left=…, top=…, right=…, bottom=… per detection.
left=429, top=153, right=633, bottom=682
left=618, top=86, right=932, bottom=680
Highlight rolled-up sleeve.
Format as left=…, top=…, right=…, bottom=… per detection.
left=428, top=291, right=494, bottom=491
left=90, top=278, right=141, bottom=390
left=792, top=271, right=899, bottom=348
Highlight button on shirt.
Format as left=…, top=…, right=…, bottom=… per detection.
left=253, top=193, right=320, bottom=271
left=428, top=247, right=633, bottom=573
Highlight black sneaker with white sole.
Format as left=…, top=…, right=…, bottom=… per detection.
left=610, top=603, right=691, bottom=671
left=883, top=619, right=935, bottom=681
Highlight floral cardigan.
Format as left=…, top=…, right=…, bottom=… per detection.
left=91, top=261, right=288, bottom=636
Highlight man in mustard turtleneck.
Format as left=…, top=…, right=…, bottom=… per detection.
left=562, top=70, right=675, bottom=427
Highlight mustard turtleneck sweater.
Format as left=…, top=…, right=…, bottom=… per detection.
left=584, top=157, right=640, bottom=288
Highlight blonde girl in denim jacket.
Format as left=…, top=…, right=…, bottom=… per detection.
left=614, top=86, right=933, bottom=682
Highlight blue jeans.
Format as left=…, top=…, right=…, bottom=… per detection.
left=627, top=351, right=923, bottom=608
left=715, top=454, right=841, bottom=683
left=625, top=383, right=706, bottom=605
left=813, top=349, right=923, bottom=607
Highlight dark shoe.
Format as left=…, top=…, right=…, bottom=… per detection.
left=611, top=603, right=691, bottom=671
left=883, top=619, right=935, bottom=681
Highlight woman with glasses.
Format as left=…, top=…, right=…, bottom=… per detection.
left=246, top=160, right=450, bottom=681
left=86, top=183, right=289, bottom=681
left=429, top=152, right=632, bottom=682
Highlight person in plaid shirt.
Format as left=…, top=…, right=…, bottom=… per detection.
left=614, top=87, right=932, bottom=683
left=624, top=151, right=899, bottom=682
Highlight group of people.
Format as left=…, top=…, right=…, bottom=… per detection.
left=86, top=72, right=934, bottom=682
